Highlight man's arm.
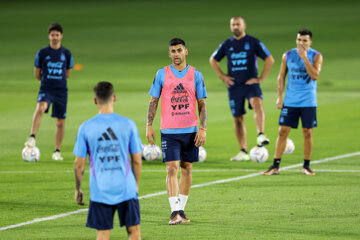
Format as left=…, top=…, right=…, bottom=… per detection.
left=297, top=45, right=323, bottom=80
left=34, top=67, right=41, bottom=81
left=194, top=98, right=207, bottom=147
left=131, top=152, right=142, bottom=193
left=74, top=156, right=85, bottom=205
left=146, top=96, right=159, bottom=144
left=209, top=57, right=235, bottom=87
left=245, top=55, right=274, bottom=85
left=276, top=54, right=288, bottom=109
left=66, top=69, right=72, bottom=78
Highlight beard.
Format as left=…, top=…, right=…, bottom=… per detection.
left=232, top=30, right=242, bottom=37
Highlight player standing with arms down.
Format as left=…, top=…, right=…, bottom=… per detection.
left=24, top=23, right=73, bottom=160
left=74, top=82, right=142, bottom=240
left=210, top=16, right=274, bottom=161
left=263, top=29, right=323, bottom=176
left=146, top=38, right=207, bottom=225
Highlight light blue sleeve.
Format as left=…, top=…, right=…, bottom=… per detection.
left=34, top=50, right=40, bottom=67
left=73, top=123, right=88, bottom=158
left=149, top=68, right=165, bottom=98
left=129, top=120, right=143, bottom=154
left=195, top=69, right=207, bottom=99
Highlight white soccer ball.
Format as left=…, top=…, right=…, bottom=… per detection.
left=198, top=146, right=207, bottom=162
left=284, top=138, right=295, bottom=154
left=22, top=146, right=40, bottom=162
left=142, top=144, right=161, bottom=161
left=250, top=146, right=268, bottom=163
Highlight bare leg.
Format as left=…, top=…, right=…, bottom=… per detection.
left=249, top=97, right=265, bottom=133
left=274, top=126, right=291, bottom=158
left=30, top=102, right=48, bottom=135
left=302, top=128, right=313, bottom=160
left=234, top=115, right=246, bottom=149
left=166, top=161, right=179, bottom=197
left=179, top=161, right=193, bottom=195
left=96, top=230, right=111, bottom=240
left=127, top=225, right=141, bottom=240
left=55, top=118, right=65, bottom=150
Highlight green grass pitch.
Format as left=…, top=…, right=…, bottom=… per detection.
left=1, top=0, right=360, bottom=239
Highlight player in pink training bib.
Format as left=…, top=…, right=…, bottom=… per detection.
left=146, top=38, right=207, bottom=225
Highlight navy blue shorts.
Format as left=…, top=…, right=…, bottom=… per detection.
left=279, top=106, right=317, bottom=129
left=86, top=199, right=140, bottom=230
left=161, top=133, right=199, bottom=162
left=228, top=84, right=263, bottom=117
left=37, top=90, right=67, bottom=119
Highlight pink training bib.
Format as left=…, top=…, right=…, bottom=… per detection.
left=160, top=65, right=198, bottom=129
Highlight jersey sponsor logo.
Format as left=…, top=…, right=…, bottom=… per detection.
left=230, top=52, right=248, bottom=71
left=244, top=42, right=250, bottom=50
left=172, top=83, right=187, bottom=94
left=97, top=128, right=118, bottom=141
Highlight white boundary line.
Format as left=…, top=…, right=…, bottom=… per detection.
left=2, top=168, right=360, bottom=174
left=1, top=151, right=359, bottom=231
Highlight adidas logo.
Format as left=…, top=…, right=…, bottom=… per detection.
left=98, top=128, right=118, bottom=141
left=172, top=83, right=187, bottom=94
left=229, top=47, right=234, bottom=51
left=45, top=55, right=51, bottom=60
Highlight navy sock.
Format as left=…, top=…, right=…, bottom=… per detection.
left=273, top=158, right=281, bottom=168
left=30, top=134, right=36, bottom=138
left=303, top=159, right=310, bottom=168
left=241, top=148, right=248, bottom=154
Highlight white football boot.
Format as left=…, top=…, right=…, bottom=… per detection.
left=24, top=137, right=36, bottom=147
left=257, top=134, right=270, bottom=147
left=52, top=151, right=63, bottom=161
left=230, top=151, right=250, bottom=161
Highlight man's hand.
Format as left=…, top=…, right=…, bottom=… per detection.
left=75, top=189, right=84, bottom=205
left=245, top=77, right=261, bottom=85
left=220, top=74, right=235, bottom=87
left=146, top=125, right=156, bottom=144
left=276, top=97, right=283, bottom=109
left=297, top=44, right=308, bottom=60
left=194, top=129, right=206, bottom=147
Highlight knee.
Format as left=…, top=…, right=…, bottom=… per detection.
left=234, top=116, right=244, bottom=126
left=180, top=164, right=192, bottom=175
left=167, top=165, right=178, bottom=176
left=278, top=128, right=289, bottom=138
left=303, top=129, right=312, bottom=139
left=56, top=120, right=65, bottom=129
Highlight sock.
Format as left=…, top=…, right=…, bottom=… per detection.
left=273, top=158, right=281, bottom=168
left=258, top=132, right=264, bottom=136
left=168, top=196, right=180, bottom=213
left=178, top=194, right=189, bottom=211
left=303, top=159, right=310, bottom=168
left=241, top=148, right=248, bottom=154
left=55, top=149, right=60, bottom=152
left=30, top=134, right=36, bottom=138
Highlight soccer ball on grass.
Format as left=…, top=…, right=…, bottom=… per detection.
left=142, top=144, right=162, bottom=161
left=22, top=146, right=40, bottom=162
left=284, top=138, right=295, bottom=154
left=250, top=146, right=268, bottom=163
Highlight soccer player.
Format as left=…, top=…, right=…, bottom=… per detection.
left=146, top=38, right=207, bottom=225
left=24, top=23, right=73, bottom=161
left=209, top=16, right=274, bottom=161
left=263, top=29, right=323, bottom=176
left=74, top=82, right=142, bottom=240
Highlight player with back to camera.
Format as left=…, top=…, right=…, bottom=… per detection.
left=210, top=16, right=274, bottom=161
left=74, top=82, right=142, bottom=240
left=146, top=38, right=207, bottom=225
left=24, top=23, right=73, bottom=161
left=263, top=29, right=323, bottom=176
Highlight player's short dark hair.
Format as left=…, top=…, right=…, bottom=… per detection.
left=298, top=29, right=312, bottom=39
left=48, top=23, right=63, bottom=34
left=169, top=38, right=186, bottom=47
left=94, top=81, right=114, bottom=104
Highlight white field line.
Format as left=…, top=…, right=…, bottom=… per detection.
left=1, top=151, right=359, bottom=231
